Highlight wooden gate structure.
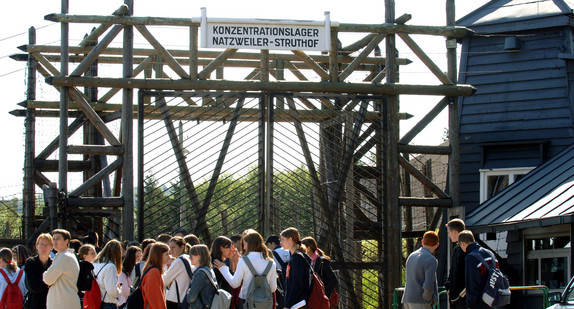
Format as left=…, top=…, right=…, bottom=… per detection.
left=10, top=0, right=475, bottom=307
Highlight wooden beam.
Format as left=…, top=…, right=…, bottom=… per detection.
left=47, top=76, right=477, bottom=96
left=342, top=33, right=377, bottom=54
left=291, top=50, right=330, bottom=80
left=399, top=197, right=453, bottom=207
left=67, top=197, right=124, bottom=208
left=399, top=97, right=449, bottom=144
left=67, top=145, right=124, bottom=155
left=398, top=144, right=451, bottom=155
left=70, top=24, right=124, bottom=77
left=69, top=157, right=123, bottom=197
left=34, top=170, right=51, bottom=188
left=339, top=33, right=386, bottom=81
left=36, top=115, right=86, bottom=161
left=398, top=155, right=449, bottom=199
left=198, top=48, right=238, bottom=80
left=135, top=25, right=190, bottom=78
left=99, top=56, right=153, bottom=103
left=68, top=88, right=122, bottom=146
left=35, top=159, right=91, bottom=172
left=78, top=5, right=129, bottom=47
left=337, top=23, right=473, bottom=37
left=397, top=33, right=453, bottom=85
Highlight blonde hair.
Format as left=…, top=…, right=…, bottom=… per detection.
left=243, top=232, right=271, bottom=260
left=96, top=240, right=123, bottom=275
left=78, top=244, right=95, bottom=260
left=36, top=233, right=54, bottom=247
left=189, top=244, right=212, bottom=268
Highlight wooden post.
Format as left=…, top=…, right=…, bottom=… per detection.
left=385, top=1, right=402, bottom=308
left=447, top=0, right=460, bottom=213
left=402, top=153, right=414, bottom=256
left=121, top=0, right=134, bottom=241
left=23, top=27, right=37, bottom=239
left=262, top=49, right=273, bottom=237
left=59, top=0, right=69, bottom=197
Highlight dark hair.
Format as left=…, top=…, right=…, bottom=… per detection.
left=0, top=248, right=17, bottom=274
left=143, top=243, right=169, bottom=274
left=123, top=246, right=142, bottom=277
left=69, top=239, right=82, bottom=254
left=458, top=230, right=475, bottom=245
left=141, top=238, right=156, bottom=256
left=156, top=234, right=172, bottom=244
left=169, top=236, right=191, bottom=255
left=189, top=245, right=212, bottom=268
left=280, top=227, right=304, bottom=253
left=11, top=245, right=30, bottom=267
left=422, top=231, right=439, bottom=247
left=82, top=232, right=99, bottom=247
left=243, top=232, right=271, bottom=260
left=173, top=228, right=188, bottom=236
left=446, top=219, right=466, bottom=233
left=127, top=240, right=140, bottom=248
left=96, top=239, right=123, bottom=275
left=183, top=234, right=200, bottom=247
left=230, top=234, right=242, bottom=243
left=78, top=244, right=95, bottom=260
left=266, top=235, right=280, bottom=245
left=52, top=229, right=71, bottom=242
left=301, top=237, right=329, bottom=259
left=210, top=236, right=232, bottom=260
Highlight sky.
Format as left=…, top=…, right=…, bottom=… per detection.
left=0, top=0, right=490, bottom=198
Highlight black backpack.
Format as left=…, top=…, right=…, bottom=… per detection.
left=77, top=260, right=95, bottom=291
left=175, top=257, right=194, bottom=309
left=124, top=266, right=154, bottom=309
left=469, top=250, right=511, bottom=308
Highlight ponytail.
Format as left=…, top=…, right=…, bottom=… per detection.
left=0, top=248, right=17, bottom=274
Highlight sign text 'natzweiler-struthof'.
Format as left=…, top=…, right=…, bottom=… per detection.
left=199, top=8, right=332, bottom=52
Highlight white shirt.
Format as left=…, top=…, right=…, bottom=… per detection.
left=272, top=247, right=290, bottom=271
left=0, top=267, right=27, bottom=300
left=163, top=254, right=194, bottom=303
left=93, top=262, right=121, bottom=305
left=219, top=252, right=277, bottom=299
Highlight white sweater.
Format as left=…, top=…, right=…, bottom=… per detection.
left=93, top=262, right=121, bottom=305
left=43, top=249, right=81, bottom=309
left=0, top=267, right=27, bottom=300
left=163, top=254, right=194, bottom=303
left=219, top=252, right=277, bottom=300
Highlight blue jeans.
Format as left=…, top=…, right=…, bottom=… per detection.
left=101, top=302, right=118, bottom=309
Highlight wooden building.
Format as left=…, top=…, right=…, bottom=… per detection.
left=457, top=0, right=574, bottom=301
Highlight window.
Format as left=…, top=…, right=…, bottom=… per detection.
left=524, top=227, right=571, bottom=290
left=479, top=167, right=534, bottom=203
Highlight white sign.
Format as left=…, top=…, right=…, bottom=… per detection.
left=199, top=8, right=332, bottom=51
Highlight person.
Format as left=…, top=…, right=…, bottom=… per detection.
left=186, top=244, right=218, bottom=309
left=0, top=247, right=27, bottom=305
left=230, top=234, right=242, bottom=253
left=157, top=234, right=172, bottom=244
left=445, top=218, right=467, bottom=309
left=210, top=236, right=234, bottom=296
left=266, top=235, right=290, bottom=309
left=11, top=244, right=30, bottom=269
left=119, top=246, right=142, bottom=307
left=214, top=231, right=277, bottom=308
left=459, top=230, right=499, bottom=309
left=135, top=238, right=157, bottom=281
left=93, top=239, right=123, bottom=309
left=281, top=227, right=311, bottom=309
left=69, top=239, right=82, bottom=255
left=173, top=228, right=188, bottom=238
left=184, top=234, right=200, bottom=247
left=164, top=237, right=193, bottom=309
left=141, top=242, right=170, bottom=309
left=25, top=233, right=53, bottom=309
left=401, top=231, right=440, bottom=309
left=82, top=232, right=101, bottom=253
left=43, top=229, right=81, bottom=309
left=76, top=244, right=97, bottom=302
left=301, top=237, right=338, bottom=301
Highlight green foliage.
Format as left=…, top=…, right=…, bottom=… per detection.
left=0, top=198, right=22, bottom=238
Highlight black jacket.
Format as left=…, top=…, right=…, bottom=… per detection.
left=465, top=242, right=497, bottom=309
left=211, top=256, right=233, bottom=295
left=284, top=252, right=311, bottom=308
left=313, top=257, right=338, bottom=298
left=24, top=255, right=52, bottom=309
left=446, top=244, right=466, bottom=299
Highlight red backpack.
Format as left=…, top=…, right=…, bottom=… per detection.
left=83, top=263, right=108, bottom=309
left=0, top=268, right=24, bottom=309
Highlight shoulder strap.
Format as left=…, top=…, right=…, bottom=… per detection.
left=469, top=251, right=493, bottom=272
left=135, top=266, right=155, bottom=289
left=178, top=256, right=193, bottom=279
left=272, top=250, right=287, bottom=270
left=0, top=269, right=10, bottom=283
left=198, top=268, right=218, bottom=290
left=262, top=260, right=273, bottom=276
left=295, top=251, right=315, bottom=275
left=14, top=269, right=23, bottom=285
left=242, top=256, right=258, bottom=276
left=95, top=262, right=110, bottom=279
left=135, top=262, right=141, bottom=278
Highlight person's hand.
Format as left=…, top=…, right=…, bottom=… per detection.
left=230, top=246, right=241, bottom=262
left=213, top=259, right=225, bottom=269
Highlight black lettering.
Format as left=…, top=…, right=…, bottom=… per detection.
left=313, top=29, right=319, bottom=37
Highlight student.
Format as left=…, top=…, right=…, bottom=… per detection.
left=93, top=240, right=123, bottom=309
left=280, top=227, right=311, bottom=309
left=184, top=234, right=200, bottom=247
left=215, top=231, right=277, bottom=307
left=267, top=235, right=290, bottom=309
left=445, top=218, right=467, bottom=309
left=141, top=243, right=170, bottom=309
left=401, top=231, right=440, bottom=309
left=186, top=244, right=218, bottom=308
left=0, top=247, right=27, bottom=305
left=119, top=246, right=142, bottom=307
left=164, top=237, right=193, bottom=309
left=76, top=244, right=97, bottom=303
left=301, top=237, right=338, bottom=301
left=459, top=230, right=498, bottom=309
left=25, top=233, right=53, bottom=309
left=43, top=229, right=81, bottom=309
left=11, top=244, right=30, bottom=270
left=209, top=236, right=234, bottom=299
left=135, top=238, right=157, bottom=282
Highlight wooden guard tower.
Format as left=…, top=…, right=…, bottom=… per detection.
left=12, top=0, right=475, bottom=308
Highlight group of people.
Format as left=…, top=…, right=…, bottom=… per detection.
left=402, top=218, right=502, bottom=309
left=0, top=226, right=339, bottom=309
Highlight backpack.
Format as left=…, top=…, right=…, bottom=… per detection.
left=83, top=263, right=108, bottom=309
left=296, top=253, right=329, bottom=309
left=243, top=256, right=274, bottom=309
left=0, top=268, right=24, bottom=309
left=77, top=261, right=95, bottom=292
left=196, top=268, right=232, bottom=309
left=469, top=250, right=511, bottom=308
left=124, top=266, right=154, bottom=309
left=175, top=257, right=193, bottom=309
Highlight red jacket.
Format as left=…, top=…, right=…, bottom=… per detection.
left=141, top=267, right=166, bottom=309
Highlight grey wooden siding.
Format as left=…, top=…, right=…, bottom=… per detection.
left=458, top=27, right=574, bottom=212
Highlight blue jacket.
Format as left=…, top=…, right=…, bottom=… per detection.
left=464, top=242, right=498, bottom=309
left=186, top=266, right=217, bottom=309
left=284, top=252, right=311, bottom=308
left=401, top=247, right=438, bottom=305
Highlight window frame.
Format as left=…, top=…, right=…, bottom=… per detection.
left=479, top=167, right=535, bottom=203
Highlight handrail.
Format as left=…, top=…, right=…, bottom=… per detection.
left=393, top=285, right=550, bottom=309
